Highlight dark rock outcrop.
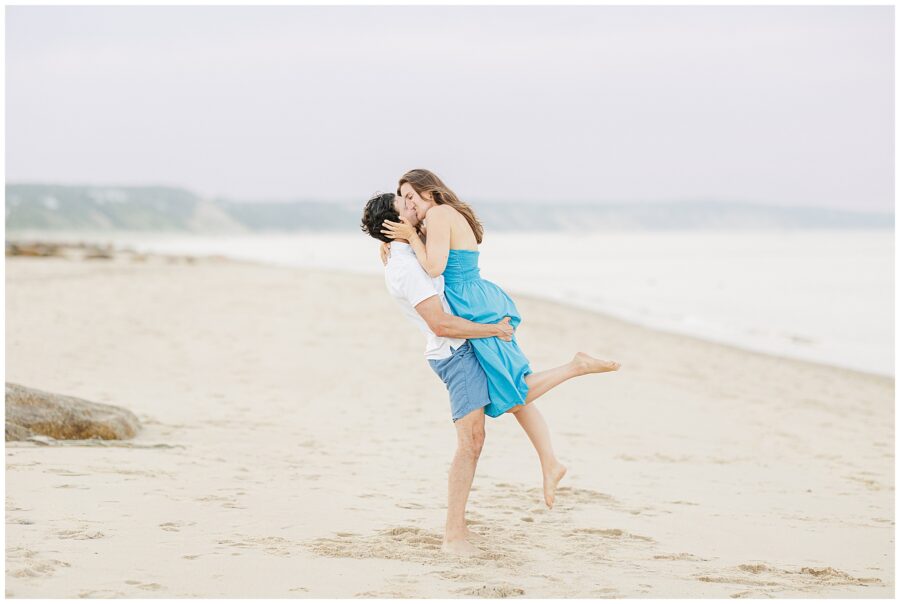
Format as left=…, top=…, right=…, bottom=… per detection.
left=5, top=382, right=141, bottom=441
left=5, top=242, right=63, bottom=257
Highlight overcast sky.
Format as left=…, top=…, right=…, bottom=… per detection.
left=5, top=5, right=894, bottom=211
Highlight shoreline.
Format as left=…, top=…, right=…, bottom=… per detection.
left=7, top=238, right=893, bottom=383
left=8, top=229, right=894, bottom=380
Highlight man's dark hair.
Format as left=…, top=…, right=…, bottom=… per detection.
left=360, top=192, right=399, bottom=243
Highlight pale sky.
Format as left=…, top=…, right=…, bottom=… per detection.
left=5, top=5, right=895, bottom=211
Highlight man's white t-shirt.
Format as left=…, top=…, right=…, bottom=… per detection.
left=384, top=241, right=465, bottom=360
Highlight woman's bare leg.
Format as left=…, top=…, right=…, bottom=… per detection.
left=512, top=403, right=568, bottom=508
left=521, top=352, right=620, bottom=405
left=507, top=352, right=620, bottom=508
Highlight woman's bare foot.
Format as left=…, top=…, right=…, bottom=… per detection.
left=441, top=538, right=482, bottom=556
left=573, top=352, right=621, bottom=375
left=543, top=462, right=568, bottom=509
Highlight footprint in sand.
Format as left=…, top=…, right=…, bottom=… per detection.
left=7, top=517, right=34, bottom=525
left=843, top=474, right=885, bottom=491
left=697, top=575, right=779, bottom=587
left=552, top=486, right=619, bottom=505
left=43, top=468, right=89, bottom=477
left=486, top=484, right=622, bottom=513
left=216, top=534, right=296, bottom=557
left=454, top=583, right=525, bottom=598
left=396, top=502, right=425, bottom=509
left=7, top=546, right=71, bottom=578
left=653, top=552, right=710, bottom=562
left=567, top=527, right=655, bottom=543
left=796, top=566, right=883, bottom=586
left=55, top=527, right=105, bottom=540
left=355, top=590, right=411, bottom=597
left=159, top=520, right=196, bottom=532
left=77, top=589, right=127, bottom=597
left=124, top=580, right=164, bottom=591
left=696, top=563, right=884, bottom=590
left=429, top=569, right=490, bottom=583
left=730, top=590, right=763, bottom=598
left=306, top=526, right=516, bottom=568
left=195, top=494, right=244, bottom=509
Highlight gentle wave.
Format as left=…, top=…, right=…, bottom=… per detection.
left=13, top=229, right=893, bottom=378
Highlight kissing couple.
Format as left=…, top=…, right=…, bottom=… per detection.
left=360, top=168, right=621, bottom=555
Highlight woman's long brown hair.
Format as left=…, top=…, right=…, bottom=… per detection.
left=397, top=169, right=484, bottom=244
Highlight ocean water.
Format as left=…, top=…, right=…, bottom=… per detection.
left=17, top=229, right=894, bottom=378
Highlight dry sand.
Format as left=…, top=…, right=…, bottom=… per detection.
left=5, top=253, right=894, bottom=598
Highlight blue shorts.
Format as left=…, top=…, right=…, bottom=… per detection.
left=428, top=340, right=491, bottom=423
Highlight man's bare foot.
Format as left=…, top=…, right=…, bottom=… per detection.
left=573, top=352, right=621, bottom=375
left=441, top=538, right=482, bottom=556
left=543, top=462, right=568, bottom=509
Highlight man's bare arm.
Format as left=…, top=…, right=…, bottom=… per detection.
left=415, top=295, right=513, bottom=341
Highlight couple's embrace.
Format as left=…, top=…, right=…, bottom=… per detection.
left=360, top=168, right=621, bottom=556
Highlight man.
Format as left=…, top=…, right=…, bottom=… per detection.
left=360, top=191, right=510, bottom=556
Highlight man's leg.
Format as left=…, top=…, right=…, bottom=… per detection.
left=443, top=407, right=485, bottom=555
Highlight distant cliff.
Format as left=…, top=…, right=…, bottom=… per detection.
left=5, top=185, right=247, bottom=233
left=5, top=184, right=893, bottom=233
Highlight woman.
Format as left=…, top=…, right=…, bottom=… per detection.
left=381, top=168, right=621, bottom=508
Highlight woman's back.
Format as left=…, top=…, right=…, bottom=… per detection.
left=439, top=245, right=531, bottom=417
left=429, top=204, right=479, bottom=251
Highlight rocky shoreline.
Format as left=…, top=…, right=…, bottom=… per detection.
left=5, top=239, right=203, bottom=264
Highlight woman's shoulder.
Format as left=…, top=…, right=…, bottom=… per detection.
left=426, top=204, right=456, bottom=218
left=427, top=204, right=467, bottom=225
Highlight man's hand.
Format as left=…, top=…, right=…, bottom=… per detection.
left=495, top=316, right=514, bottom=341
left=379, top=241, right=391, bottom=266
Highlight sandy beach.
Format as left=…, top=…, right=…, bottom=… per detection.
left=5, top=252, right=894, bottom=598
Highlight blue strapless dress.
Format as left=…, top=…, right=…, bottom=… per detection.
left=442, top=249, right=531, bottom=417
